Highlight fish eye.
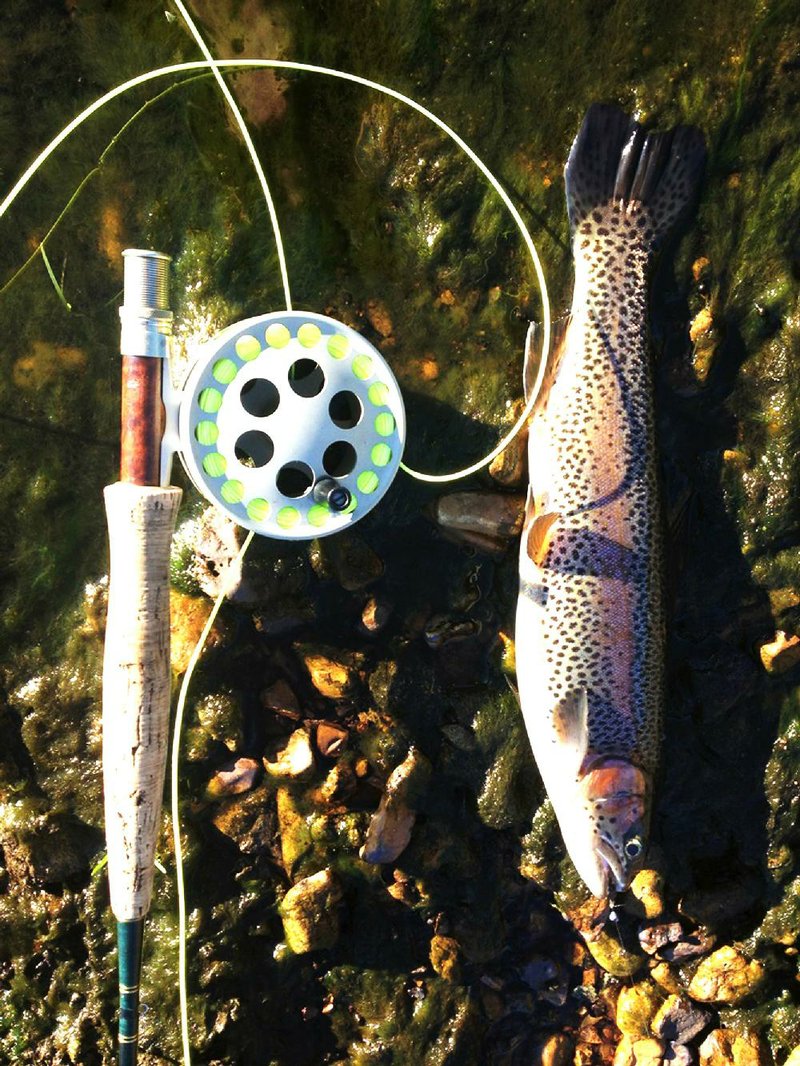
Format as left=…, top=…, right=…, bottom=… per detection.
left=624, top=837, right=643, bottom=860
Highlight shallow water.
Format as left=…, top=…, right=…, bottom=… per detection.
left=1, top=1, right=799, bottom=1063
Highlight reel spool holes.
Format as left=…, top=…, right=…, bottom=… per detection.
left=174, top=311, right=405, bottom=540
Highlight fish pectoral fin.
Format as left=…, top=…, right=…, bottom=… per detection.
left=551, top=687, right=590, bottom=765
left=527, top=511, right=561, bottom=566
left=523, top=316, right=572, bottom=408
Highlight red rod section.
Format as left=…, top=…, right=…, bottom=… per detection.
left=120, top=355, right=164, bottom=486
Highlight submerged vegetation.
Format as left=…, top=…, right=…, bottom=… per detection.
left=0, top=0, right=799, bottom=1062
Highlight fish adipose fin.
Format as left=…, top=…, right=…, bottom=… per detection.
left=565, top=103, right=706, bottom=247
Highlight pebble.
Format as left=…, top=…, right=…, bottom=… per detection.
left=650, top=961, right=684, bottom=995
left=315, top=721, right=349, bottom=758
left=698, top=1029, right=769, bottom=1066
left=534, top=1033, right=574, bottom=1066
left=666, top=1045, right=695, bottom=1066
left=429, top=934, right=461, bottom=982
left=615, top=981, right=665, bottom=1039
left=632, top=1038, right=667, bottom=1066
left=758, top=630, right=800, bottom=674
left=211, top=783, right=276, bottom=858
left=276, top=787, right=312, bottom=877
left=206, top=757, right=262, bottom=799
left=360, top=747, right=431, bottom=864
left=630, top=869, right=666, bottom=920
left=687, top=946, right=766, bottom=1005
left=195, top=690, right=245, bottom=753
left=431, top=491, right=525, bottom=541
left=689, top=307, right=714, bottom=344
left=311, top=531, right=384, bottom=591
left=652, top=995, right=713, bottom=1045
left=299, top=647, right=359, bottom=699
left=316, top=762, right=357, bottom=804
left=583, top=927, right=647, bottom=978
left=170, top=589, right=230, bottom=674
left=360, top=594, right=392, bottom=635
left=261, top=679, right=301, bottom=721
left=264, top=728, right=315, bottom=780
left=639, top=922, right=715, bottom=962
left=279, top=868, right=342, bottom=954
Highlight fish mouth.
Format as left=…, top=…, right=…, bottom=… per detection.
left=595, top=840, right=628, bottom=893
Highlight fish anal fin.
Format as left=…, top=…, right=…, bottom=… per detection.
left=527, top=510, right=560, bottom=566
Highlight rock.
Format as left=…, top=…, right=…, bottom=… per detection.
left=195, top=690, right=245, bottom=753
left=666, top=1046, right=695, bottom=1066
left=535, top=1033, right=574, bottom=1066
left=615, top=980, right=665, bottom=1038
left=431, top=491, right=525, bottom=541
left=652, top=995, right=713, bottom=1045
left=576, top=1014, right=623, bottom=1066
left=429, top=934, right=461, bottom=982
left=692, top=257, right=711, bottom=283
left=366, top=297, right=393, bottom=338
left=639, top=922, right=715, bottom=962
left=276, top=787, right=312, bottom=877
left=264, top=728, right=315, bottom=780
left=784, top=1048, right=800, bottom=1066
left=630, top=869, right=666, bottom=920
left=687, top=946, right=767, bottom=1005
left=279, top=868, right=342, bottom=954
left=698, top=1029, right=770, bottom=1066
left=583, top=927, right=647, bottom=978
left=210, top=783, right=276, bottom=857
left=679, top=880, right=761, bottom=931
left=310, top=532, right=384, bottom=591
left=299, top=647, right=358, bottom=699
left=315, top=722, right=349, bottom=758
left=632, top=1038, right=666, bottom=1066
left=360, top=594, right=392, bottom=635
left=649, top=962, right=683, bottom=996
left=758, top=630, right=800, bottom=674
left=615, top=1037, right=636, bottom=1066
left=488, top=398, right=529, bottom=488
left=171, top=508, right=247, bottom=600
left=170, top=589, right=231, bottom=674
left=261, top=679, right=301, bottom=721
left=689, top=307, right=714, bottom=344
left=0, top=804, right=94, bottom=884
left=206, top=756, right=261, bottom=799
left=360, top=747, right=431, bottom=864
left=315, top=762, right=357, bottom=804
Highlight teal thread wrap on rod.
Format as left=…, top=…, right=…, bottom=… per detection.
left=117, top=920, right=144, bottom=1065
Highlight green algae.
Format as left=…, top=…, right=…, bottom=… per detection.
left=0, top=0, right=799, bottom=1062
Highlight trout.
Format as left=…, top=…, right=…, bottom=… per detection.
left=515, top=104, right=705, bottom=898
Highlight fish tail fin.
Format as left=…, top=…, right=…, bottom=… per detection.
left=565, top=103, right=706, bottom=247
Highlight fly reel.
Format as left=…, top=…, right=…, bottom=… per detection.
left=163, top=310, right=406, bottom=540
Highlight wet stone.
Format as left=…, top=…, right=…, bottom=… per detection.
left=632, top=1038, right=667, bottom=1066
left=687, top=946, right=767, bottom=1005
left=360, top=747, right=431, bottom=864
left=758, top=630, right=800, bottom=674
left=195, top=690, right=245, bottom=753
left=206, top=756, right=262, bottom=799
left=615, top=980, right=665, bottom=1039
left=279, top=867, right=342, bottom=954
left=429, top=934, right=462, bottom=982
left=311, top=531, right=384, bottom=591
left=315, top=721, right=349, bottom=758
left=639, top=922, right=715, bottom=962
left=652, top=995, right=713, bottom=1045
left=211, top=783, right=276, bottom=858
left=261, top=678, right=301, bottom=721
left=298, top=646, right=359, bottom=699
left=666, top=1046, right=695, bottom=1066
left=431, top=490, right=525, bottom=541
left=630, top=869, right=666, bottom=920
left=359, top=594, right=392, bottom=635
left=264, top=728, right=315, bottom=781
left=698, top=1029, right=770, bottom=1066
left=584, top=926, right=648, bottom=977
left=533, top=1033, right=574, bottom=1066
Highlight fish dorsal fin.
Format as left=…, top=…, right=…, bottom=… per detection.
left=527, top=510, right=560, bottom=566
left=523, top=316, right=572, bottom=410
left=551, top=687, right=590, bottom=765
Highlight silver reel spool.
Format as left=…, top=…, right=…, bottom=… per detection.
left=163, top=310, right=406, bottom=540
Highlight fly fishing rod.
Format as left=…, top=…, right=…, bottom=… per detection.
left=102, top=250, right=182, bottom=1065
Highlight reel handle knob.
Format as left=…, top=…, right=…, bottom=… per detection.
left=313, top=477, right=352, bottom=513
